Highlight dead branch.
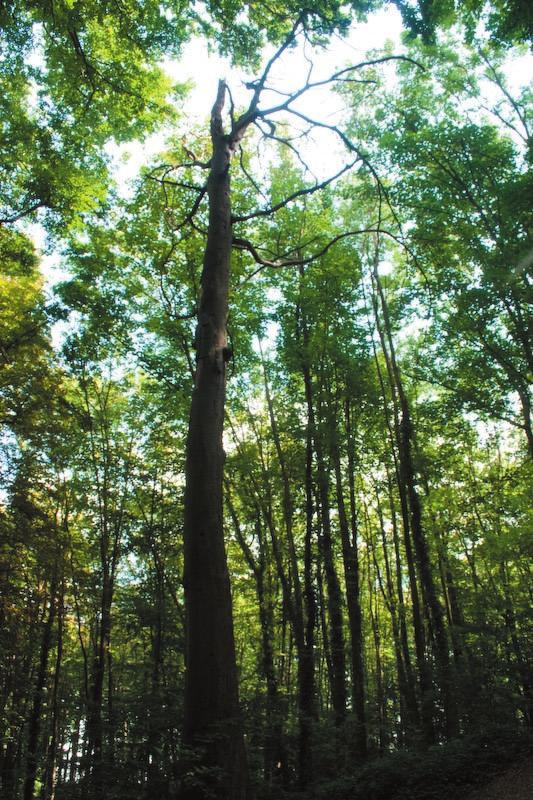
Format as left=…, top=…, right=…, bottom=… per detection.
left=232, top=158, right=358, bottom=223
left=234, top=226, right=379, bottom=278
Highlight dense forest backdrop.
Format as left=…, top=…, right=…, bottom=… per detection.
left=1, top=2, right=532, bottom=799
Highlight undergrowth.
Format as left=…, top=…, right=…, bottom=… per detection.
left=273, top=723, right=533, bottom=800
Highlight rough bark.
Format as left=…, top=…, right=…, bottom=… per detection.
left=181, top=81, right=248, bottom=800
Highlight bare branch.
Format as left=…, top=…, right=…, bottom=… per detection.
left=230, top=13, right=306, bottom=146
left=232, top=158, right=358, bottom=223
left=246, top=14, right=305, bottom=113
left=253, top=118, right=315, bottom=176
left=238, top=145, right=267, bottom=200
left=68, top=28, right=97, bottom=87
left=253, top=55, right=424, bottom=121
left=0, top=199, right=48, bottom=225
left=171, top=186, right=208, bottom=232
left=329, top=55, right=425, bottom=82
left=234, top=226, right=380, bottom=281
left=156, top=242, right=198, bottom=322
left=226, top=83, right=237, bottom=130
left=146, top=174, right=205, bottom=192
left=233, top=219, right=428, bottom=284
left=146, top=159, right=211, bottom=178
left=479, top=49, right=531, bottom=141
left=211, top=79, right=227, bottom=140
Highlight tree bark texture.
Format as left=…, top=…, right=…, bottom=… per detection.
left=181, top=81, right=248, bottom=800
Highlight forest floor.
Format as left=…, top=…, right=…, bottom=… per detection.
left=465, top=757, right=533, bottom=800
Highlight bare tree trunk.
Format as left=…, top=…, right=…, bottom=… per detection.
left=146, top=556, right=165, bottom=798
left=372, top=259, right=458, bottom=740
left=517, top=387, right=533, bottom=459
left=43, top=582, right=64, bottom=800
left=1, top=598, right=39, bottom=800
left=374, top=483, right=418, bottom=739
left=365, top=545, right=387, bottom=754
left=259, top=346, right=317, bottom=784
left=369, top=276, right=435, bottom=744
left=226, top=492, right=288, bottom=785
left=85, top=567, right=113, bottom=795
left=299, top=319, right=345, bottom=726
left=68, top=713, right=81, bottom=785
left=299, top=403, right=318, bottom=788
left=332, top=398, right=367, bottom=756
left=370, top=320, right=432, bottom=744
left=24, top=575, right=57, bottom=800
left=181, top=81, right=248, bottom=800
left=315, top=443, right=347, bottom=726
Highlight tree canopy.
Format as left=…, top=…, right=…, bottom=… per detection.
left=1, top=3, right=532, bottom=800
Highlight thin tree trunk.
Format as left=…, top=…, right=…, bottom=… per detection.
left=371, top=258, right=458, bottom=740
left=43, top=581, right=64, bottom=800
left=315, top=447, right=347, bottom=725
left=85, top=567, right=113, bottom=794
left=68, top=714, right=81, bottom=785
left=146, top=556, right=165, bottom=797
left=299, top=400, right=318, bottom=788
left=374, top=483, right=418, bottom=737
left=332, top=398, right=367, bottom=756
left=259, top=346, right=317, bottom=783
left=226, top=492, right=288, bottom=784
left=517, top=387, right=533, bottom=459
left=365, top=545, right=387, bottom=754
left=370, top=318, right=432, bottom=744
left=300, top=327, right=345, bottom=725
left=23, top=575, right=58, bottom=800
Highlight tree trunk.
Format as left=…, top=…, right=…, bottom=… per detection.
left=333, top=399, right=367, bottom=756
left=181, top=81, right=248, bottom=800
left=43, top=582, right=64, bottom=800
left=23, top=575, right=57, bottom=800
left=375, top=482, right=419, bottom=738
left=68, top=713, right=81, bottom=785
left=299, top=406, right=318, bottom=788
left=369, top=277, right=435, bottom=745
left=85, top=566, right=113, bottom=795
left=365, top=546, right=387, bottom=754
left=314, top=436, right=347, bottom=725
left=300, top=325, right=345, bottom=726
left=226, top=492, right=288, bottom=785
left=259, top=346, right=318, bottom=784
left=372, top=260, right=458, bottom=740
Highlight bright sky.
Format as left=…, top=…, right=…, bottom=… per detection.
left=106, top=5, right=532, bottom=195
left=106, top=7, right=405, bottom=186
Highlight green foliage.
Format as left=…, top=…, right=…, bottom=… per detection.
left=1, top=6, right=532, bottom=800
